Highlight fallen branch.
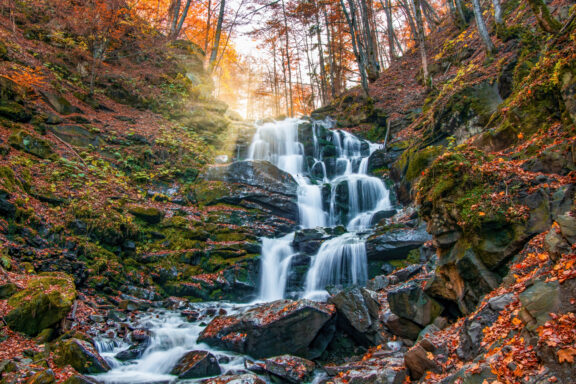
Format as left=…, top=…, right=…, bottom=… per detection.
left=48, top=132, right=87, bottom=166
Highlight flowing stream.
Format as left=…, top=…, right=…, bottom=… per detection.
left=92, top=118, right=391, bottom=383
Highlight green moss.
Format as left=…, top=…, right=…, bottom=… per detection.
left=0, top=166, right=22, bottom=192
left=405, top=146, right=445, bottom=181
left=9, top=130, right=54, bottom=159
left=0, top=101, right=31, bottom=122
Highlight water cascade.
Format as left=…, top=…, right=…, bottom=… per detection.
left=247, top=118, right=391, bottom=300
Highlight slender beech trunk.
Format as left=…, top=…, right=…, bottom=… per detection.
left=472, top=0, right=494, bottom=54
left=314, top=9, right=328, bottom=105
left=398, top=0, right=418, bottom=44
left=454, top=0, right=468, bottom=25
left=381, top=0, right=396, bottom=61
left=174, top=0, right=192, bottom=37
left=170, top=0, right=181, bottom=36
left=412, top=0, right=430, bottom=86
left=359, top=0, right=379, bottom=81
left=281, top=0, right=294, bottom=117
left=323, top=4, right=337, bottom=99
left=492, top=0, right=503, bottom=27
left=209, top=0, right=226, bottom=70
left=204, top=0, right=212, bottom=52
left=341, top=0, right=370, bottom=96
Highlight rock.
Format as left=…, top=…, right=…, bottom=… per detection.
left=40, top=91, right=82, bottom=115
left=63, top=374, right=101, bottom=384
left=170, top=350, right=221, bottom=379
left=391, top=264, right=423, bottom=282
left=487, top=293, right=515, bottom=312
left=9, top=130, right=54, bottom=159
left=127, top=205, right=164, bottom=224
left=197, top=299, right=336, bottom=359
left=387, top=280, right=443, bottom=327
left=201, top=374, right=266, bottom=384
left=329, top=287, right=381, bottom=346
left=293, top=227, right=343, bottom=256
left=519, top=279, right=565, bottom=330
left=244, top=359, right=266, bottom=374
left=383, top=311, right=422, bottom=340
left=0, top=189, right=16, bottom=217
left=263, top=355, right=315, bottom=383
left=5, top=273, right=76, bottom=336
left=50, top=125, right=105, bottom=148
left=366, top=275, right=390, bottom=291
left=404, top=344, right=441, bottom=380
left=456, top=305, right=499, bottom=361
left=0, top=282, right=18, bottom=299
left=370, top=210, right=397, bottom=225
left=557, top=214, right=576, bottom=244
left=54, top=338, right=110, bottom=374
left=366, top=226, right=432, bottom=261
left=115, top=340, right=149, bottom=361
left=0, top=101, right=31, bottom=122
left=26, top=369, right=56, bottom=384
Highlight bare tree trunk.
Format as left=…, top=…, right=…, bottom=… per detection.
left=281, top=0, right=294, bottom=117
left=398, top=0, right=418, bottom=44
left=381, top=0, right=396, bottom=61
left=472, top=0, right=494, bottom=54
left=204, top=0, right=212, bottom=52
left=412, top=0, right=430, bottom=86
left=359, top=0, right=379, bottom=81
left=209, top=0, right=226, bottom=70
left=421, top=0, right=440, bottom=27
left=454, top=0, right=468, bottom=25
left=492, top=0, right=503, bottom=27
left=341, top=0, right=370, bottom=96
left=527, top=0, right=561, bottom=33
left=170, top=0, right=181, bottom=36
left=323, top=4, right=337, bottom=99
left=174, top=0, right=192, bottom=37
left=314, top=9, right=328, bottom=105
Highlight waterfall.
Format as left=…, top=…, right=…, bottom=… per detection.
left=247, top=118, right=391, bottom=300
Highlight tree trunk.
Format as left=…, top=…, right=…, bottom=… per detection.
left=281, top=0, right=294, bottom=117
left=209, top=0, right=226, bottom=70
left=398, top=0, right=418, bottom=44
left=314, top=9, right=328, bottom=105
left=174, top=0, right=192, bottom=38
left=527, top=0, right=561, bottom=33
left=341, top=0, right=370, bottom=97
left=454, top=0, right=468, bottom=25
left=170, top=0, right=181, bottom=37
left=323, top=4, right=337, bottom=99
left=382, top=0, right=396, bottom=61
left=472, top=0, right=494, bottom=54
left=412, top=0, right=430, bottom=87
left=492, top=0, right=503, bottom=27
left=204, top=0, right=212, bottom=52
left=359, top=0, right=379, bottom=82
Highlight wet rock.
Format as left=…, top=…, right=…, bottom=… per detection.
left=366, top=226, right=432, bottom=261
left=387, top=280, right=443, bottom=327
left=329, top=287, right=381, bottom=346
left=366, top=275, right=390, bottom=291
left=391, top=264, right=423, bottom=282
left=201, top=374, right=266, bottom=384
left=5, top=273, right=76, bottom=336
left=370, top=210, right=398, bottom=225
left=456, top=305, right=499, bottom=361
left=115, top=334, right=150, bottom=362
left=263, top=355, right=315, bottom=383
left=107, top=310, right=127, bottom=322
left=404, top=344, right=441, bottom=380
left=244, top=359, right=266, bottom=374
left=54, top=338, right=110, bottom=374
left=170, top=350, right=221, bottom=379
left=198, top=299, right=336, bottom=359
left=293, top=227, right=344, bottom=256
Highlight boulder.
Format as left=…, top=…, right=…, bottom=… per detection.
left=329, top=287, right=381, bottom=346
left=201, top=374, right=266, bottom=384
left=0, top=101, right=31, bottom=122
left=383, top=311, right=422, bottom=340
left=456, top=304, right=500, bottom=361
left=197, top=299, right=336, bottom=359
left=263, top=355, right=315, bottom=383
left=366, top=226, right=432, bottom=261
left=388, top=280, right=443, bottom=327
left=9, top=130, right=54, bottom=159
left=62, top=375, right=101, bottom=384
left=5, top=273, right=76, bottom=336
left=518, top=279, right=576, bottom=331
left=40, top=90, right=82, bottom=115
left=127, top=205, right=164, bottom=224
left=170, top=350, right=221, bottom=379
left=26, top=369, right=56, bottom=384
left=557, top=214, right=576, bottom=244
left=0, top=282, right=18, bottom=299
left=50, top=125, right=105, bottom=148
left=404, top=344, right=441, bottom=380
left=54, top=338, right=110, bottom=374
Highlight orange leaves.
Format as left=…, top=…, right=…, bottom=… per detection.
left=5, top=66, right=46, bottom=90
left=557, top=347, right=576, bottom=363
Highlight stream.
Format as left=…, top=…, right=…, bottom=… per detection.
left=92, top=118, right=393, bottom=383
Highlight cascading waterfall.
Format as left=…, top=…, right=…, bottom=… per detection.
left=247, top=118, right=391, bottom=300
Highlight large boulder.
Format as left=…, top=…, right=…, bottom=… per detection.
left=263, top=355, right=315, bottom=383
left=388, top=280, right=443, bottom=327
left=54, top=338, right=110, bottom=374
left=5, top=273, right=76, bottom=336
left=199, top=160, right=299, bottom=222
left=170, top=350, right=221, bottom=379
left=366, top=226, right=432, bottom=261
left=329, top=287, right=381, bottom=346
left=9, top=130, right=54, bottom=159
left=197, top=299, right=336, bottom=359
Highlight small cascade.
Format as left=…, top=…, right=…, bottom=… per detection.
left=247, top=118, right=391, bottom=300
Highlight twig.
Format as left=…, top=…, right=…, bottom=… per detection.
left=48, top=132, right=87, bottom=167
left=383, top=119, right=391, bottom=152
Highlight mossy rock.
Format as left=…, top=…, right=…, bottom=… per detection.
left=9, top=130, right=54, bottom=159
left=40, top=90, right=81, bottom=115
left=0, top=41, right=8, bottom=60
left=0, top=166, right=22, bottom=192
left=54, top=338, right=110, bottom=374
left=0, top=101, right=31, bottom=122
left=5, top=273, right=76, bottom=336
left=128, top=205, right=164, bottom=224
left=26, top=369, right=56, bottom=384
left=0, top=282, right=19, bottom=299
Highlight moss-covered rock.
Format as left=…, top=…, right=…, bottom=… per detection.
left=5, top=273, right=76, bottom=336
left=0, top=282, right=19, bottom=299
left=9, top=130, right=54, bottom=159
left=26, top=369, right=56, bottom=384
left=128, top=205, right=164, bottom=224
left=0, top=101, right=31, bottom=122
left=40, top=90, right=81, bottom=115
left=54, top=338, right=110, bottom=374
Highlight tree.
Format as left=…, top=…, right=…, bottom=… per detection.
left=472, top=0, right=494, bottom=54
left=169, top=0, right=193, bottom=38
left=340, top=0, right=370, bottom=96
left=412, top=0, right=430, bottom=87
left=527, top=0, right=561, bottom=33
left=209, top=0, right=226, bottom=70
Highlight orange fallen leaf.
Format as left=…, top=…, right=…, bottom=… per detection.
left=557, top=348, right=576, bottom=363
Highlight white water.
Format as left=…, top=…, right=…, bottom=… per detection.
left=247, top=118, right=391, bottom=300
left=93, top=305, right=248, bottom=384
